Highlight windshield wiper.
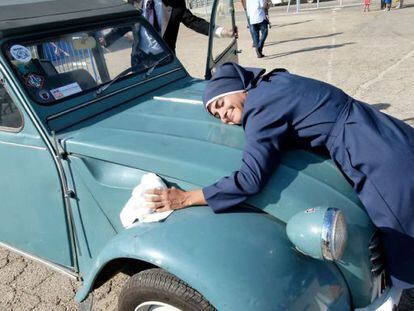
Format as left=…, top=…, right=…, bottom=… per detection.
left=95, top=64, right=139, bottom=97
left=95, top=54, right=172, bottom=98
left=143, top=54, right=172, bottom=79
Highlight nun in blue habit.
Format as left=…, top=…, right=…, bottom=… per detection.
left=146, top=62, right=414, bottom=289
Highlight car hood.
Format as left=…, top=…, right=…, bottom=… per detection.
left=61, top=80, right=368, bottom=224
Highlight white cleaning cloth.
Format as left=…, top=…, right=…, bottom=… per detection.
left=120, top=173, right=173, bottom=227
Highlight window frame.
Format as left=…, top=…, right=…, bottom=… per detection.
left=210, top=0, right=236, bottom=61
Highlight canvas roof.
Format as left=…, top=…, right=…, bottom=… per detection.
left=0, top=0, right=139, bottom=38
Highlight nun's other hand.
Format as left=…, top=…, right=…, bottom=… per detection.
left=145, top=187, right=188, bottom=212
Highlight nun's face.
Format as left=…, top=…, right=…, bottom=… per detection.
left=208, top=91, right=247, bottom=125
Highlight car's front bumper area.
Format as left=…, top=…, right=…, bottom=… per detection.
left=355, top=287, right=402, bottom=311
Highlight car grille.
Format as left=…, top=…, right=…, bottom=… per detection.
left=368, top=231, right=388, bottom=300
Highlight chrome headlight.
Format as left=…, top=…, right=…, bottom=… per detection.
left=321, top=208, right=348, bottom=260
left=286, top=207, right=348, bottom=261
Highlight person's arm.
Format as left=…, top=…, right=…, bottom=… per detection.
left=181, top=8, right=210, bottom=35
left=181, top=8, right=236, bottom=38
left=202, top=127, right=286, bottom=212
left=99, top=27, right=130, bottom=47
left=146, top=127, right=285, bottom=213
left=146, top=97, right=289, bottom=213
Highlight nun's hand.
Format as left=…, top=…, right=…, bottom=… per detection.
left=145, top=187, right=188, bottom=212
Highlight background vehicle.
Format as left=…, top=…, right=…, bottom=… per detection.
left=270, top=0, right=315, bottom=6
left=0, top=0, right=402, bottom=310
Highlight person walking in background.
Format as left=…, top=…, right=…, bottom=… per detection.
left=383, top=0, right=391, bottom=10
left=363, top=0, right=370, bottom=12
left=241, top=0, right=257, bottom=48
left=102, top=0, right=235, bottom=55
left=246, top=0, right=269, bottom=58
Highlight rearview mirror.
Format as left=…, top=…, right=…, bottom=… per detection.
left=73, top=36, right=96, bottom=50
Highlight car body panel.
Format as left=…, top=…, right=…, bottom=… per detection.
left=0, top=73, right=73, bottom=268
left=75, top=206, right=351, bottom=310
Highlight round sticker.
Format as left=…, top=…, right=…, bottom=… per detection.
left=10, top=45, right=32, bottom=63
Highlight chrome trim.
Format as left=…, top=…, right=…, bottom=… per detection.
left=0, top=241, right=79, bottom=280
left=47, top=67, right=184, bottom=121
left=0, top=62, right=79, bottom=272
left=0, top=140, right=46, bottom=150
left=321, top=208, right=348, bottom=261
left=153, top=96, right=202, bottom=105
left=355, top=287, right=402, bottom=311
left=135, top=301, right=182, bottom=311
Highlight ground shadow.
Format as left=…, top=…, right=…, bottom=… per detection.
left=265, top=32, right=343, bottom=47
left=271, top=19, right=313, bottom=29
left=371, top=103, right=391, bottom=110
left=264, top=42, right=355, bottom=59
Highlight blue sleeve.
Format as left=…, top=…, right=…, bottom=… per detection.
left=202, top=110, right=289, bottom=212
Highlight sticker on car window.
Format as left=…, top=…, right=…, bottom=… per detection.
left=37, top=89, right=52, bottom=102
left=10, top=45, right=32, bottom=63
left=50, top=82, right=82, bottom=100
left=24, top=73, right=44, bottom=89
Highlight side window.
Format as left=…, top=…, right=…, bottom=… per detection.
left=212, top=0, right=234, bottom=60
left=0, top=84, right=23, bottom=130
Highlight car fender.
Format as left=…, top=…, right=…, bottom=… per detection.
left=75, top=207, right=351, bottom=310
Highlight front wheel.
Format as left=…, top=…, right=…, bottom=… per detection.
left=118, top=268, right=215, bottom=311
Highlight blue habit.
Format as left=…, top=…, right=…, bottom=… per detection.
left=202, top=65, right=414, bottom=289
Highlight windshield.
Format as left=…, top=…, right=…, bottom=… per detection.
left=4, top=19, right=172, bottom=105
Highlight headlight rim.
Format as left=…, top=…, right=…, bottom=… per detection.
left=321, top=207, right=348, bottom=261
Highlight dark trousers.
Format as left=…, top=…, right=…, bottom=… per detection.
left=251, top=19, right=268, bottom=52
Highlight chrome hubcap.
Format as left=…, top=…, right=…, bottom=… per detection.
left=135, top=301, right=182, bottom=311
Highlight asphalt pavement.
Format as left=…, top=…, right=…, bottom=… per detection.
left=1, top=0, right=413, bottom=309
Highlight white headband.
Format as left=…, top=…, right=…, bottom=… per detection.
left=205, top=90, right=245, bottom=113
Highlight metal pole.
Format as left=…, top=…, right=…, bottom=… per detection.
left=296, top=0, right=300, bottom=13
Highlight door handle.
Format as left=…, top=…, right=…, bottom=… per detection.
left=234, top=49, right=242, bottom=54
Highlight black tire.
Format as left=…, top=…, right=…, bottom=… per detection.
left=118, top=268, right=216, bottom=311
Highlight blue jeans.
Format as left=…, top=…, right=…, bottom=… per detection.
left=251, top=19, right=268, bottom=52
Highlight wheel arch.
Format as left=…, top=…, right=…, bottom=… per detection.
left=90, top=257, right=157, bottom=291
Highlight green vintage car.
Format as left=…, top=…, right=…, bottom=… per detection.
left=0, top=0, right=404, bottom=310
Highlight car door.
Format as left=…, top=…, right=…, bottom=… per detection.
left=205, top=0, right=239, bottom=79
left=0, top=74, right=75, bottom=271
